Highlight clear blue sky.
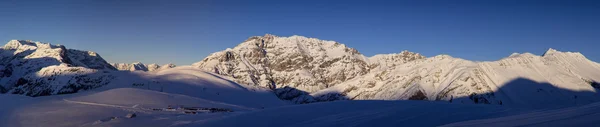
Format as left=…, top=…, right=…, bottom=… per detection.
left=1, top=0, right=599, bottom=65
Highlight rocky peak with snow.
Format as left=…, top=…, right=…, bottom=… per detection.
left=194, top=34, right=377, bottom=92
left=110, top=62, right=176, bottom=72
left=0, top=40, right=116, bottom=96
left=543, top=48, right=559, bottom=56
left=368, top=50, right=426, bottom=70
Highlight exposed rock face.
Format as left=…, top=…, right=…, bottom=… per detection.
left=67, top=49, right=117, bottom=70
left=0, top=40, right=116, bottom=96
left=368, top=50, right=426, bottom=70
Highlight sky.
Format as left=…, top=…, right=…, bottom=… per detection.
left=0, top=0, right=599, bottom=65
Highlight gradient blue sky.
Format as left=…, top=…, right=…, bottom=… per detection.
left=1, top=0, right=599, bottom=65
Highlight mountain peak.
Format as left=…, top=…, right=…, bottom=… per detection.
left=132, top=62, right=144, bottom=65
left=194, top=34, right=371, bottom=92
left=543, top=48, right=560, bottom=56
left=399, top=50, right=422, bottom=56
left=264, top=33, right=277, bottom=38
left=509, top=52, right=521, bottom=57
left=3, top=40, right=34, bottom=50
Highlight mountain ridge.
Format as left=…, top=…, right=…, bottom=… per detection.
left=110, top=62, right=176, bottom=72
left=194, top=34, right=600, bottom=108
left=0, top=40, right=116, bottom=96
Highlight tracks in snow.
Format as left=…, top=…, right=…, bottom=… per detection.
left=63, top=99, right=153, bottom=114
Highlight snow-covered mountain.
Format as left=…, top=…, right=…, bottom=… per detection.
left=0, top=40, right=116, bottom=96
left=111, top=62, right=176, bottom=72
left=194, top=34, right=600, bottom=108
left=315, top=49, right=600, bottom=108
left=193, top=34, right=381, bottom=91
left=1, top=37, right=600, bottom=127
left=0, top=40, right=287, bottom=127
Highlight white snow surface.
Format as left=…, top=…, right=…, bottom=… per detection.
left=0, top=66, right=288, bottom=127
left=4, top=92, right=600, bottom=127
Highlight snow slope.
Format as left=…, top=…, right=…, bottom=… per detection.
left=0, top=66, right=288, bottom=127
left=0, top=88, right=259, bottom=127
left=442, top=101, right=600, bottom=127
left=189, top=100, right=600, bottom=127
left=6, top=91, right=600, bottom=127
left=0, top=40, right=288, bottom=127
left=149, top=66, right=288, bottom=108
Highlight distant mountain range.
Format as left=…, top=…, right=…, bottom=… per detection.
left=110, top=62, right=176, bottom=72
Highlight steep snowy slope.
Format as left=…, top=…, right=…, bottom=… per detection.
left=0, top=40, right=116, bottom=96
left=150, top=66, right=288, bottom=108
left=194, top=34, right=600, bottom=108
left=111, top=62, right=176, bottom=72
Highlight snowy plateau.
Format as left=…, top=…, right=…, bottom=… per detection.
left=1, top=35, right=600, bottom=127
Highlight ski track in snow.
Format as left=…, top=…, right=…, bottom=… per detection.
left=63, top=99, right=153, bottom=114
